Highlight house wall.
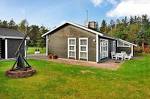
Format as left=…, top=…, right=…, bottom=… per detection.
left=7, top=39, right=25, bottom=58
left=48, top=24, right=96, bottom=62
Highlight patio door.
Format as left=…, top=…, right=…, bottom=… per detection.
left=100, top=39, right=108, bottom=59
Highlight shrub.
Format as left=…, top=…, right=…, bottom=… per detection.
left=134, top=46, right=143, bottom=53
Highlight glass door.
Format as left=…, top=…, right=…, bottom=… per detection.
left=100, top=39, right=108, bottom=59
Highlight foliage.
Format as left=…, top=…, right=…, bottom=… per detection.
left=99, top=20, right=107, bottom=33
left=99, top=15, right=150, bottom=52
left=134, top=46, right=143, bottom=54
left=0, top=54, right=150, bottom=98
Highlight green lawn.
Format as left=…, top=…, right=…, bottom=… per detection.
left=0, top=54, right=150, bottom=99
left=27, top=47, right=46, bottom=54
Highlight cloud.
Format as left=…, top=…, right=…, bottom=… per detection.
left=90, top=0, right=103, bottom=7
left=108, top=0, right=118, bottom=5
left=90, top=0, right=118, bottom=7
left=107, top=0, right=150, bottom=17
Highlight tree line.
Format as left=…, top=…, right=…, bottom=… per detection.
left=99, top=15, right=150, bottom=51
left=0, top=19, right=49, bottom=48
left=1, top=15, right=150, bottom=51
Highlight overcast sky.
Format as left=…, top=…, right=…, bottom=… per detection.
left=0, top=0, right=150, bottom=28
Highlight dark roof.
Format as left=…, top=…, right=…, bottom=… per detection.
left=0, top=28, right=25, bottom=38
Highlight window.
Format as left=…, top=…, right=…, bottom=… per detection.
left=117, top=40, right=130, bottom=47
left=68, top=38, right=76, bottom=59
left=79, top=38, right=88, bottom=60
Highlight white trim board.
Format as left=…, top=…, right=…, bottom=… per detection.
left=0, top=35, right=30, bottom=40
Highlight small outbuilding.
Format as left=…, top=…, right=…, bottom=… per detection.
left=0, top=28, right=27, bottom=59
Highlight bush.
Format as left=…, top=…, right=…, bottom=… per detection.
left=134, top=46, right=143, bottom=53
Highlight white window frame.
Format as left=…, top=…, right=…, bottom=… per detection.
left=68, top=38, right=76, bottom=59
left=100, top=38, right=108, bottom=59
left=79, top=38, right=88, bottom=61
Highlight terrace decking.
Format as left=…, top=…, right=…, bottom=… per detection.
left=28, top=54, right=122, bottom=70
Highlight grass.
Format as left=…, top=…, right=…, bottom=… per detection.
left=27, top=47, right=46, bottom=54
left=0, top=54, right=150, bottom=99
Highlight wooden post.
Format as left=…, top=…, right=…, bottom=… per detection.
left=131, top=45, right=133, bottom=57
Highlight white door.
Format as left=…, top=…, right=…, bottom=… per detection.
left=100, top=39, right=108, bottom=59
left=68, top=38, right=76, bottom=59
left=79, top=38, right=88, bottom=61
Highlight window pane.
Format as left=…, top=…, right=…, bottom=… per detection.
left=124, top=43, right=130, bottom=47
left=118, top=40, right=123, bottom=46
left=69, top=51, right=75, bottom=57
left=81, top=46, right=86, bottom=51
left=69, top=46, right=75, bottom=50
left=80, top=52, right=87, bottom=58
left=80, top=39, right=87, bottom=45
left=69, top=39, right=75, bottom=45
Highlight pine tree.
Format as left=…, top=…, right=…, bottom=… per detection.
left=100, top=20, right=107, bottom=33
left=8, top=19, right=18, bottom=29
left=110, top=19, right=115, bottom=29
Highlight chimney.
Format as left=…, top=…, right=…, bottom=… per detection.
left=87, top=21, right=98, bottom=31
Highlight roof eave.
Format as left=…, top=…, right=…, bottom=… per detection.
left=0, top=36, right=30, bottom=40
left=117, top=39, right=137, bottom=46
